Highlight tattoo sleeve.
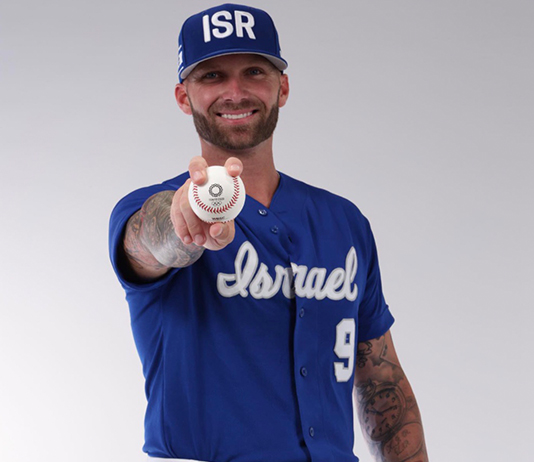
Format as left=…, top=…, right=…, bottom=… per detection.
left=123, top=190, right=204, bottom=280
left=354, top=332, right=429, bottom=462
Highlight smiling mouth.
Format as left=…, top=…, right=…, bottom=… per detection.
left=218, top=111, right=257, bottom=120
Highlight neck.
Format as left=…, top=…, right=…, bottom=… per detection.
left=199, top=137, right=279, bottom=208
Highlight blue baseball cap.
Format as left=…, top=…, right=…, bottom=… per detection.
left=178, top=3, right=288, bottom=83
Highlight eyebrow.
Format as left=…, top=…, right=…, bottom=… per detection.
left=198, top=56, right=274, bottom=72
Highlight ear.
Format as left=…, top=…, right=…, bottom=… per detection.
left=175, top=83, right=192, bottom=115
left=278, top=73, right=290, bottom=108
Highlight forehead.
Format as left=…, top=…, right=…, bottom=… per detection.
left=189, top=53, right=278, bottom=74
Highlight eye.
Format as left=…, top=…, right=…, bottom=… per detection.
left=247, top=68, right=263, bottom=76
left=204, top=71, right=219, bottom=79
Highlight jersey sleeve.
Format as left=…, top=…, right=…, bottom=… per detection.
left=357, top=221, right=395, bottom=342
left=108, top=182, right=181, bottom=291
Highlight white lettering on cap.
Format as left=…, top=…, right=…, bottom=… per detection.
left=202, top=10, right=256, bottom=43
left=235, top=11, right=256, bottom=39
left=212, top=11, right=234, bottom=39
left=177, top=45, right=183, bottom=69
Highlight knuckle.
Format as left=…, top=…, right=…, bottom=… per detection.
left=187, top=220, right=204, bottom=237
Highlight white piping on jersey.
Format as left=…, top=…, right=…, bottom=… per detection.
left=217, top=241, right=358, bottom=301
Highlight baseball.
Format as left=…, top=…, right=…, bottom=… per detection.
left=188, top=166, right=246, bottom=223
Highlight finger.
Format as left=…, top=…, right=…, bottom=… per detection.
left=209, top=222, right=224, bottom=239
left=170, top=184, right=193, bottom=245
left=189, top=156, right=208, bottom=185
left=179, top=181, right=208, bottom=246
left=209, top=221, right=235, bottom=247
left=224, top=157, right=243, bottom=177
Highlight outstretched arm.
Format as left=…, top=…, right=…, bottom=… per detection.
left=121, top=156, right=243, bottom=281
left=123, top=189, right=205, bottom=280
left=354, top=330, right=429, bottom=462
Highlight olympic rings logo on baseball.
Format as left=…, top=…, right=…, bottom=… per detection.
left=209, top=184, right=223, bottom=197
left=188, top=166, right=246, bottom=223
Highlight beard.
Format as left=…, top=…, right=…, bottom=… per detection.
left=190, top=98, right=280, bottom=151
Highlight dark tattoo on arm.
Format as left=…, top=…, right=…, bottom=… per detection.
left=357, top=336, right=401, bottom=370
left=123, top=191, right=204, bottom=278
left=356, top=341, right=373, bottom=369
left=355, top=333, right=429, bottom=462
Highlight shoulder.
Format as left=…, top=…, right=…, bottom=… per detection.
left=279, top=172, right=369, bottom=226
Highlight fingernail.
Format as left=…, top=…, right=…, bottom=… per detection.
left=183, top=235, right=192, bottom=245
left=194, top=234, right=205, bottom=246
left=192, top=171, right=202, bottom=183
left=229, top=164, right=240, bottom=173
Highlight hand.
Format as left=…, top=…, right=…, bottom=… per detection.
left=170, top=156, right=243, bottom=251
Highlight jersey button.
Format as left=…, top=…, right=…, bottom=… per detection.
left=299, top=308, right=305, bottom=318
left=309, top=427, right=315, bottom=438
left=300, top=367, right=308, bottom=377
left=258, top=209, right=268, bottom=216
left=271, top=225, right=279, bottom=234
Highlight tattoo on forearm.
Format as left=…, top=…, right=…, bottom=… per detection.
left=124, top=191, right=204, bottom=273
left=355, top=334, right=428, bottom=461
left=357, top=341, right=373, bottom=368
left=124, top=211, right=163, bottom=270
left=357, top=335, right=401, bottom=370
left=383, top=423, right=425, bottom=461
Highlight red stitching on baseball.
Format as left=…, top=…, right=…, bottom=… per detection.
left=192, top=177, right=241, bottom=215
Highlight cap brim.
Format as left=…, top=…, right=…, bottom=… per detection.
left=179, top=50, right=288, bottom=82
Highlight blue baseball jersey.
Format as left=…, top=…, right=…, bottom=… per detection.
left=109, top=171, right=394, bottom=461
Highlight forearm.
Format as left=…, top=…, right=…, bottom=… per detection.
left=354, top=332, right=428, bottom=462
left=124, top=190, right=204, bottom=277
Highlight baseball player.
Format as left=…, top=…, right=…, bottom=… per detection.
left=109, top=4, right=429, bottom=462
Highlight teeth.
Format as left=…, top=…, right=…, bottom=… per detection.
left=221, top=112, right=253, bottom=120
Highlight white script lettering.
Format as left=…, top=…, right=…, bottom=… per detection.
left=217, top=241, right=358, bottom=301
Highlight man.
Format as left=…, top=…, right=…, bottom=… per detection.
left=109, top=4, right=429, bottom=462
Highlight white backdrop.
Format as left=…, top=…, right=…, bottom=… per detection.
left=1, top=1, right=533, bottom=461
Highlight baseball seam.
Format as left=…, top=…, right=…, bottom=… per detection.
left=192, top=177, right=241, bottom=214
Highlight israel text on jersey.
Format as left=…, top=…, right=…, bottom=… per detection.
left=217, top=241, right=358, bottom=301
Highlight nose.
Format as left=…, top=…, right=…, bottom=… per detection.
left=221, top=75, right=250, bottom=102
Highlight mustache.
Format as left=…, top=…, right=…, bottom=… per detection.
left=211, top=101, right=260, bottom=113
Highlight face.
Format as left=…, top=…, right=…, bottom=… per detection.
left=175, top=54, right=289, bottom=151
